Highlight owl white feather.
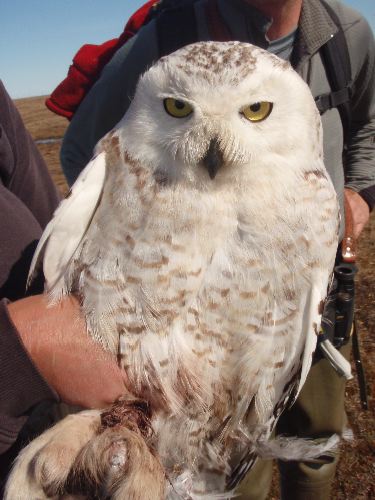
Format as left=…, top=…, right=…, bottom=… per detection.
left=6, top=42, right=340, bottom=499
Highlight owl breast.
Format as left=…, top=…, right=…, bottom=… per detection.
left=77, top=159, right=326, bottom=413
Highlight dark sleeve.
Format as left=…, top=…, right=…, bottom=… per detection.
left=0, top=81, right=60, bottom=227
left=0, top=82, right=60, bottom=453
left=0, top=300, right=58, bottom=454
left=0, top=81, right=60, bottom=300
left=343, top=13, right=375, bottom=209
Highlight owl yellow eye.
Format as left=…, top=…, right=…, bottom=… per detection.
left=241, top=102, right=273, bottom=122
left=164, top=98, right=193, bottom=118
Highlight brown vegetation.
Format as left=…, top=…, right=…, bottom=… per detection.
left=15, top=95, right=68, bottom=194
left=14, top=96, right=374, bottom=499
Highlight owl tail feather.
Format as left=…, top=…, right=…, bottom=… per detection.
left=255, top=428, right=353, bottom=462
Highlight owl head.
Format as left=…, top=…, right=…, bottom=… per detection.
left=117, top=42, right=322, bottom=188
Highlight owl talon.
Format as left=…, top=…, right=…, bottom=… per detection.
left=65, top=426, right=165, bottom=499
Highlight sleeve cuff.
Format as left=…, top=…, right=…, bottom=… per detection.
left=358, top=186, right=375, bottom=212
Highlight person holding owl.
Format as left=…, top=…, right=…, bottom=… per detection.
left=57, top=0, right=374, bottom=499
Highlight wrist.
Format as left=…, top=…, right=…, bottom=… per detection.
left=7, top=294, right=127, bottom=408
left=0, top=299, right=58, bottom=418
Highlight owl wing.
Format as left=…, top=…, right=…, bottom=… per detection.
left=227, top=277, right=329, bottom=491
left=28, top=152, right=106, bottom=291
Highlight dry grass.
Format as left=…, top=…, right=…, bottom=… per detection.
left=15, top=95, right=67, bottom=141
left=15, top=96, right=68, bottom=195
left=14, top=96, right=375, bottom=499
left=336, top=219, right=375, bottom=500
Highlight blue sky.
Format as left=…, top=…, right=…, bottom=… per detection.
left=2, top=0, right=374, bottom=98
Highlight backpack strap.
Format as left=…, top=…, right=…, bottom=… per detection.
left=316, top=0, right=352, bottom=143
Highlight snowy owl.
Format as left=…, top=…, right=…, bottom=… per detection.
left=6, top=41, right=339, bottom=499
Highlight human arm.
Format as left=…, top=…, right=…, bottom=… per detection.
left=7, top=295, right=127, bottom=409
left=343, top=11, right=375, bottom=235
left=60, top=21, right=159, bottom=186
left=0, top=81, right=59, bottom=453
left=0, top=295, right=127, bottom=454
left=343, top=188, right=370, bottom=239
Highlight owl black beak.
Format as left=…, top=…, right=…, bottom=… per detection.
left=202, top=138, right=224, bottom=179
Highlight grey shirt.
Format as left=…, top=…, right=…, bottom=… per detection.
left=60, top=0, right=375, bottom=236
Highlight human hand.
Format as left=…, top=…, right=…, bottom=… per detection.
left=7, top=295, right=128, bottom=409
left=344, top=188, right=370, bottom=239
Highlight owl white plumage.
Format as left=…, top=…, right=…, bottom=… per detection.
left=6, top=42, right=340, bottom=499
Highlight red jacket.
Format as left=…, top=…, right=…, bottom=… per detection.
left=46, top=1, right=158, bottom=119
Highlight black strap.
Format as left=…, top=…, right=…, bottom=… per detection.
left=315, top=87, right=351, bottom=114
left=317, top=0, right=352, bottom=143
left=351, top=321, right=369, bottom=410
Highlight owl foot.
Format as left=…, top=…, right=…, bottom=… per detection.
left=56, top=398, right=165, bottom=499
left=65, top=422, right=166, bottom=499
left=4, top=410, right=101, bottom=500
left=5, top=402, right=166, bottom=499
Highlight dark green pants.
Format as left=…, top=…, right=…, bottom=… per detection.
left=237, top=342, right=351, bottom=500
